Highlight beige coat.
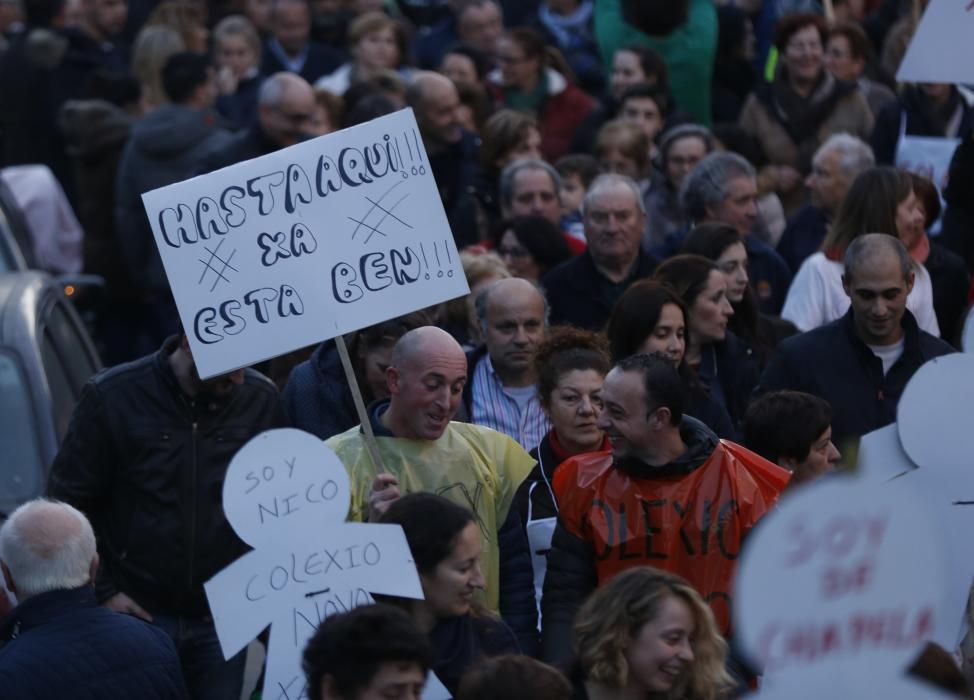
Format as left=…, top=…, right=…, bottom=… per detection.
left=738, top=87, right=874, bottom=214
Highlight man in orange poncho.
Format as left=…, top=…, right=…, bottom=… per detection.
left=540, top=354, right=790, bottom=661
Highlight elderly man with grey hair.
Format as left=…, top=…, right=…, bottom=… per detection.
left=778, top=134, right=876, bottom=272
left=542, top=173, right=657, bottom=330
left=757, top=234, right=954, bottom=447
left=678, top=151, right=793, bottom=314
left=0, top=500, right=188, bottom=698
left=464, top=277, right=550, bottom=450
left=199, top=72, right=316, bottom=173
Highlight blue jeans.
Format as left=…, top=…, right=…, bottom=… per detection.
left=153, top=614, right=246, bottom=700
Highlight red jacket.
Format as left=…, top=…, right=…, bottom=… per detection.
left=489, top=68, right=596, bottom=162
left=552, top=438, right=789, bottom=634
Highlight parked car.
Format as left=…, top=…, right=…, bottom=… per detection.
left=0, top=271, right=101, bottom=519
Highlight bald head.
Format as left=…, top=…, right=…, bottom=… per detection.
left=392, top=325, right=466, bottom=372
left=476, top=278, right=547, bottom=386
left=385, top=326, right=468, bottom=440
left=408, top=72, right=463, bottom=150
left=843, top=233, right=912, bottom=283
left=258, top=72, right=315, bottom=148
left=0, top=500, right=97, bottom=601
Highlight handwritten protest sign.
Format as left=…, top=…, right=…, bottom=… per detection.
left=734, top=476, right=950, bottom=686
left=204, top=429, right=424, bottom=700
left=897, top=0, right=974, bottom=85
left=142, top=109, right=468, bottom=378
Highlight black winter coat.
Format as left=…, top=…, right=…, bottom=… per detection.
left=47, top=337, right=282, bottom=616
left=756, top=309, right=954, bottom=447
left=542, top=250, right=658, bottom=331
left=0, top=587, right=189, bottom=700
left=870, top=86, right=974, bottom=166
left=281, top=340, right=358, bottom=440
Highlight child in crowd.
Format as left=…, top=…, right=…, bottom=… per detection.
left=555, top=154, right=599, bottom=241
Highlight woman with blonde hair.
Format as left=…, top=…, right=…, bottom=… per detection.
left=145, top=0, right=209, bottom=51
left=131, top=25, right=186, bottom=110
left=570, top=567, right=734, bottom=700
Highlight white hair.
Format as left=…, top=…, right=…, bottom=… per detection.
left=816, top=133, right=875, bottom=178
left=581, top=173, right=646, bottom=216
left=0, top=499, right=96, bottom=600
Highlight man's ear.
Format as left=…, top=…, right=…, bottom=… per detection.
left=649, top=406, right=672, bottom=429
left=905, top=271, right=915, bottom=296
left=1, top=561, right=16, bottom=598
left=778, top=456, right=798, bottom=473
left=88, top=553, right=100, bottom=585
left=841, top=274, right=851, bottom=298
left=386, top=365, right=401, bottom=395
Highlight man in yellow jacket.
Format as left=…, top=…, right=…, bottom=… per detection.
left=326, top=326, right=538, bottom=651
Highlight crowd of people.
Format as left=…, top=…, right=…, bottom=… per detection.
left=2, top=0, right=974, bottom=698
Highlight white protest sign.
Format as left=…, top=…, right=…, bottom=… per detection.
left=142, top=109, right=468, bottom=378
left=855, top=423, right=916, bottom=485
left=204, top=429, right=424, bottom=700
left=754, top=668, right=956, bottom=700
left=896, top=0, right=974, bottom=85
left=888, top=353, right=974, bottom=648
left=734, top=476, right=950, bottom=680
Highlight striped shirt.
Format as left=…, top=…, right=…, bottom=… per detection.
left=470, top=355, right=550, bottom=450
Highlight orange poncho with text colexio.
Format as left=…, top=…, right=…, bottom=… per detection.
left=553, top=441, right=790, bottom=634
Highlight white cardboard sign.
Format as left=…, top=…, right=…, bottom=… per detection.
left=141, top=109, right=468, bottom=378
left=734, top=476, right=949, bottom=680
left=896, top=0, right=974, bottom=85
left=204, top=429, right=425, bottom=700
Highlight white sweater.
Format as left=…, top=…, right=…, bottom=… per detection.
left=781, top=252, right=940, bottom=336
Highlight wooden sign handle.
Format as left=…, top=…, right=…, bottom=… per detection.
left=335, top=334, right=387, bottom=475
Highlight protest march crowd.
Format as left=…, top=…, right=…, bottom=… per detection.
left=2, top=0, right=974, bottom=697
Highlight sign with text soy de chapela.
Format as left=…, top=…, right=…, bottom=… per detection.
left=141, top=108, right=469, bottom=379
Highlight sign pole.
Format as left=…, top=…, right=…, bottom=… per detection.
left=823, top=0, right=835, bottom=22
left=334, top=334, right=387, bottom=475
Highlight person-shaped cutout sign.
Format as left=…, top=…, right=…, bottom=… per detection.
left=204, top=429, right=425, bottom=700
left=734, top=475, right=951, bottom=692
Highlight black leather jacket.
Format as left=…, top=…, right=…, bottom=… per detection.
left=48, top=337, right=282, bottom=616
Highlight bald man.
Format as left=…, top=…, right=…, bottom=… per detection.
left=407, top=72, right=481, bottom=247
left=0, top=500, right=188, bottom=698
left=758, top=234, right=954, bottom=448
left=466, top=278, right=550, bottom=450
left=326, top=326, right=539, bottom=652
left=198, top=72, right=316, bottom=173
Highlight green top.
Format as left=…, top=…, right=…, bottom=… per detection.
left=594, top=0, right=718, bottom=125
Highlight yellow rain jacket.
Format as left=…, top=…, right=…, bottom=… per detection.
left=326, top=421, right=536, bottom=611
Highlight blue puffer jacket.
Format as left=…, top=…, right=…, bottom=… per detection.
left=0, top=586, right=188, bottom=699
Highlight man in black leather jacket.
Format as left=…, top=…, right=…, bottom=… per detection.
left=47, top=334, right=282, bottom=700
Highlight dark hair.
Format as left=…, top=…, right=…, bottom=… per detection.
left=84, top=70, right=143, bottom=107
left=681, top=223, right=761, bottom=341
left=908, top=172, right=942, bottom=228
left=774, top=12, right=828, bottom=53
left=458, top=656, right=572, bottom=700
left=379, top=493, right=475, bottom=574
left=342, top=93, right=398, bottom=127
left=823, top=166, right=913, bottom=253
left=908, top=642, right=973, bottom=697
left=615, top=354, right=686, bottom=426
left=653, top=255, right=721, bottom=309
left=616, top=44, right=669, bottom=91
left=302, top=604, right=434, bottom=700
left=620, top=0, right=689, bottom=41
left=492, top=216, right=572, bottom=276
left=26, top=0, right=66, bottom=27
left=606, top=280, right=688, bottom=363
left=619, top=82, right=671, bottom=119
left=455, top=80, right=491, bottom=133
left=442, top=42, right=491, bottom=82
left=533, top=326, right=611, bottom=410
left=742, top=391, right=832, bottom=464
left=711, top=123, right=766, bottom=168
left=508, top=26, right=547, bottom=63
left=481, top=109, right=538, bottom=170
left=828, top=21, right=872, bottom=62
left=161, top=52, right=211, bottom=104
left=555, top=154, right=600, bottom=188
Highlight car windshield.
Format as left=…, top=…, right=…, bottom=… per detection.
left=0, top=348, right=44, bottom=512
